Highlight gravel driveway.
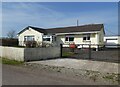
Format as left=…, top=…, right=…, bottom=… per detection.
left=28, top=58, right=119, bottom=74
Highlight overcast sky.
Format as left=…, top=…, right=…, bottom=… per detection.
left=2, top=2, right=118, bottom=37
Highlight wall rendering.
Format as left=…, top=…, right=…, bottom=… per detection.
left=0, top=46, right=60, bottom=61
left=1, top=46, right=24, bottom=61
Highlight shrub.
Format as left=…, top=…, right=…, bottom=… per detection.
left=24, top=41, right=37, bottom=48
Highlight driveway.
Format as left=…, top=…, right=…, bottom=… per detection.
left=28, top=58, right=119, bottom=74
left=2, top=64, right=104, bottom=85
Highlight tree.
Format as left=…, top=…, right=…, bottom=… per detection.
left=7, top=30, right=16, bottom=39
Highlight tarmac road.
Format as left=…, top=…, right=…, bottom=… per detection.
left=2, top=64, right=117, bottom=85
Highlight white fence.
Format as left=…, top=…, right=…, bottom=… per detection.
left=0, top=46, right=60, bottom=61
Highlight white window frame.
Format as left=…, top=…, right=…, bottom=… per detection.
left=24, top=36, right=35, bottom=41
left=65, top=35, right=74, bottom=42
left=43, top=35, right=52, bottom=42
left=83, top=34, right=90, bottom=41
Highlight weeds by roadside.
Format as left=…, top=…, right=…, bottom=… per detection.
left=102, top=73, right=120, bottom=83
left=0, top=57, right=24, bottom=65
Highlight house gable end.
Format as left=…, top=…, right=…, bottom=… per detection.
left=18, top=26, right=47, bottom=35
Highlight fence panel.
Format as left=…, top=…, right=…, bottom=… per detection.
left=61, top=44, right=120, bottom=63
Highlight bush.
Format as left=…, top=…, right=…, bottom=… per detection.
left=24, top=41, right=37, bottom=48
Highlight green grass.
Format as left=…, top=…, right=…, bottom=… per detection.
left=0, top=57, right=24, bottom=65
left=62, top=52, right=74, bottom=58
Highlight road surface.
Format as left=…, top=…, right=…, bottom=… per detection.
left=2, top=64, right=115, bottom=85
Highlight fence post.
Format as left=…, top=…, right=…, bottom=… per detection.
left=82, top=44, right=83, bottom=49
left=60, top=44, right=63, bottom=57
left=89, top=44, right=91, bottom=59
left=98, top=45, right=99, bottom=51
left=96, top=45, right=99, bottom=51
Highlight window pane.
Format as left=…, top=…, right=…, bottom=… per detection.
left=43, top=38, right=50, bottom=41
left=28, top=36, right=34, bottom=41
left=24, top=36, right=34, bottom=41
left=83, top=37, right=86, bottom=40
left=69, top=37, right=74, bottom=41
left=43, top=38, right=46, bottom=41
left=47, top=38, right=50, bottom=41
left=24, top=37, right=26, bottom=41
left=87, top=36, right=90, bottom=40
left=65, top=37, right=68, bottom=41
left=32, top=37, right=35, bottom=41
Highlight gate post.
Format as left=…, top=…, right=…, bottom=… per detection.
left=89, top=44, right=91, bottom=59
left=60, top=44, right=63, bottom=57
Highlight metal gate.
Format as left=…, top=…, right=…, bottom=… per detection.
left=61, top=44, right=92, bottom=59
left=60, top=44, right=120, bottom=63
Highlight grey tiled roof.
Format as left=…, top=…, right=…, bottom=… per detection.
left=18, top=24, right=104, bottom=35
left=46, top=24, right=104, bottom=34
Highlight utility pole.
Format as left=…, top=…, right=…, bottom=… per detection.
left=77, top=20, right=79, bottom=26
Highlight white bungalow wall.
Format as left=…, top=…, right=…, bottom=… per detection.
left=18, top=27, right=43, bottom=46
left=56, top=30, right=104, bottom=48
left=56, top=33, right=98, bottom=44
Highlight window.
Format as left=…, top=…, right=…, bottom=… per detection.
left=24, top=36, right=34, bottom=41
left=65, top=36, right=74, bottom=42
left=43, top=35, right=51, bottom=42
left=83, top=35, right=90, bottom=41
left=87, top=36, right=90, bottom=40
left=43, top=38, right=50, bottom=41
left=83, top=37, right=86, bottom=40
left=65, top=37, right=68, bottom=41
left=69, top=37, right=74, bottom=41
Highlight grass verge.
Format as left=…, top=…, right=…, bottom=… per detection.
left=0, top=57, right=24, bottom=65
left=62, top=52, right=74, bottom=58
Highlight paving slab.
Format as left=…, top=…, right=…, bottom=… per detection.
left=28, top=58, right=119, bottom=74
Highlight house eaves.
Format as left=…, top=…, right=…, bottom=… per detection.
left=55, top=31, right=100, bottom=35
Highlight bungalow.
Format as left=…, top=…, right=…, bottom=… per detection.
left=18, top=24, right=105, bottom=49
